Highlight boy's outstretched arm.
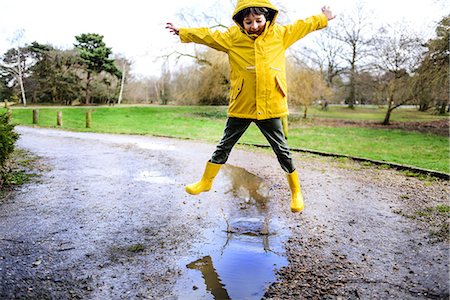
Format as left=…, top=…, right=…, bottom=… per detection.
left=164, top=22, right=231, bottom=53
left=321, top=5, right=336, bottom=21
left=282, top=5, right=336, bottom=49
left=166, top=23, right=180, bottom=35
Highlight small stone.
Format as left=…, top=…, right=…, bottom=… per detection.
left=32, top=260, right=42, bottom=267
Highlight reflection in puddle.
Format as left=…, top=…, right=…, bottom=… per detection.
left=174, top=164, right=288, bottom=300
left=134, top=170, right=174, bottom=184
left=187, top=256, right=231, bottom=300
left=221, top=164, right=270, bottom=210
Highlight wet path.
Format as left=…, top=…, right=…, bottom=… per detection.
left=0, top=127, right=290, bottom=299
left=1, top=127, right=448, bottom=299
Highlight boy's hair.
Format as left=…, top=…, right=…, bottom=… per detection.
left=234, top=7, right=270, bottom=26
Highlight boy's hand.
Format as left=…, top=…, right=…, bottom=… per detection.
left=321, top=6, right=336, bottom=21
left=166, top=23, right=180, bottom=35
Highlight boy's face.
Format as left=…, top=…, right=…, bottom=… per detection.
left=243, top=13, right=267, bottom=36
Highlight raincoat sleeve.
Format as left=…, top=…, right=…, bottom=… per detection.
left=283, top=13, right=328, bottom=49
left=179, top=28, right=232, bottom=53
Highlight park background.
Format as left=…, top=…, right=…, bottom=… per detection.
left=0, top=1, right=449, bottom=298
left=0, top=0, right=449, bottom=177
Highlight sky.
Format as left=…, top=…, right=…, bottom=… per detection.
left=0, top=0, right=448, bottom=78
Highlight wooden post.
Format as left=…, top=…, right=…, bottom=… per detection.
left=33, top=109, right=39, bottom=125
left=6, top=108, right=12, bottom=121
left=4, top=100, right=8, bottom=108
left=86, top=111, right=92, bottom=128
left=57, top=111, right=63, bottom=127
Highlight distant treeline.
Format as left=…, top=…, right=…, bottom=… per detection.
left=0, top=15, right=448, bottom=124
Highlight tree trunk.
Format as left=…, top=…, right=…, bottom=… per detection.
left=118, top=63, right=125, bottom=105
left=303, top=105, right=308, bottom=119
left=347, top=51, right=357, bottom=109
left=418, top=102, right=430, bottom=112
left=382, top=109, right=393, bottom=125
left=382, top=98, right=394, bottom=125
left=438, top=101, right=447, bottom=115
left=85, top=72, right=91, bottom=105
left=348, top=84, right=355, bottom=109
left=17, top=49, right=27, bottom=106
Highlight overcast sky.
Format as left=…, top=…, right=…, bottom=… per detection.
left=0, top=0, right=447, bottom=78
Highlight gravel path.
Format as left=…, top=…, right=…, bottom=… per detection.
left=0, top=127, right=448, bottom=299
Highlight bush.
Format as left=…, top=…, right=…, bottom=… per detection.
left=0, top=112, right=19, bottom=172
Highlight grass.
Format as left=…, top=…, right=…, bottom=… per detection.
left=0, top=149, right=40, bottom=199
left=127, top=243, right=145, bottom=253
left=299, top=105, right=448, bottom=122
left=3, top=105, right=449, bottom=173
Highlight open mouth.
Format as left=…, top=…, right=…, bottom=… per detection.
left=249, top=30, right=263, bottom=35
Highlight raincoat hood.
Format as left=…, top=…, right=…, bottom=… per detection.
left=232, top=0, right=278, bottom=28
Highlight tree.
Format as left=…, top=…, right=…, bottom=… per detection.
left=158, top=59, right=171, bottom=105
left=287, top=58, right=332, bottom=118
left=0, top=30, right=29, bottom=106
left=74, top=33, right=122, bottom=104
left=297, top=28, right=344, bottom=89
left=415, top=15, right=449, bottom=114
left=373, top=24, right=425, bottom=125
left=25, top=43, right=82, bottom=104
left=13, top=30, right=27, bottom=106
left=166, top=49, right=230, bottom=105
left=195, top=50, right=229, bottom=105
left=331, top=4, right=375, bottom=108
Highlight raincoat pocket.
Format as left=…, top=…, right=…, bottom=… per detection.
left=232, top=77, right=244, bottom=100
left=275, top=75, right=287, bottom=98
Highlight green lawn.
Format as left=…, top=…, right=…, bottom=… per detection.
left=299, top=105, right=448, bottom=122
left=3, top=105, right=449, bottom=173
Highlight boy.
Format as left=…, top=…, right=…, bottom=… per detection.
left=166, top=0, right=335, bottom=213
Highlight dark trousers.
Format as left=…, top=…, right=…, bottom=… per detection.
left=210, top=117, right=295, bottom=173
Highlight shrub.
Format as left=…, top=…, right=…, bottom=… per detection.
left=0, top=112, right=19, bottom=172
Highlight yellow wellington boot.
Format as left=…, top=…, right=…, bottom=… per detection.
left=286, top=170, right=305, bottom=213
left=186, top=162, right=222, bottom=195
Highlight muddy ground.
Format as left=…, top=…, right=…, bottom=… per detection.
left=0, top=126, right=448, bottom=299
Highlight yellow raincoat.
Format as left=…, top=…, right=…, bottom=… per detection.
left=179, top=0, right=328, bottom=120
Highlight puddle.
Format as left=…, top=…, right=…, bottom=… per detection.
left=133, top=141, right=175, bottom=151
left=173, top=164, right=289, bottom=299
left=134, top=170, right=174, bottom=184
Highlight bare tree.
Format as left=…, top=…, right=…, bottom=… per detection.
left=165, top=1, right=234, bottom=105
left=0, top=30, right=28, bottom=106
left=113, top=55, right=132, bottom=105
left=331, top=4, right=376, bottom=108
left=168, top=49, right=230, bottom=105
left=296, top=27, right=344, bottom=89
left=286, top=57, right=332, bottom=118
left=158, top=59, right=171, bottom=105
left=372, top=24, right=425, bottom=125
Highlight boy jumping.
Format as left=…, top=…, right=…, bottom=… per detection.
left=166, top=0, right=335, bottom=213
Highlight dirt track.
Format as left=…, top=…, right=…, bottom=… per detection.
left=0, top=127, right=448, bottom=299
